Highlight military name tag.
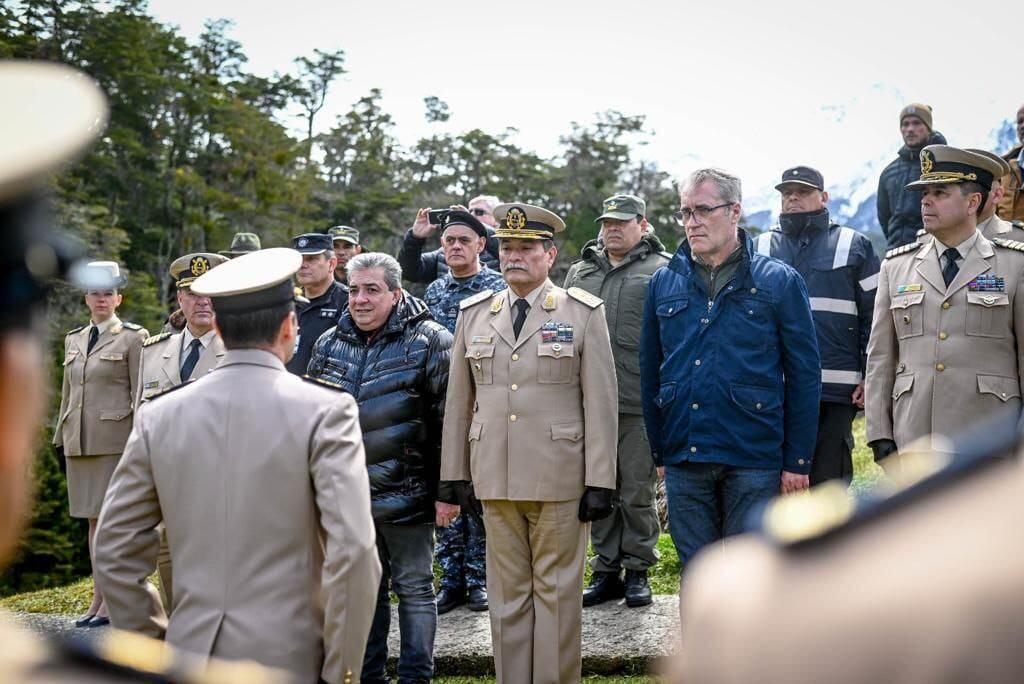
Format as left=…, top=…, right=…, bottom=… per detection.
left=144, top=380, right=159, bottom=389
left=471, top=335, right=493, bottom=344
left=896, top=283, right=923, bottom=294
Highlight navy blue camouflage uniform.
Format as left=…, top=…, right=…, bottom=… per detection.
left=424, top=264, right=506, bottom=593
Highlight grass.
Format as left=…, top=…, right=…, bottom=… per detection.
left=3, top=417, right=883, bottom=618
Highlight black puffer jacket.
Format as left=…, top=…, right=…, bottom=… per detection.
left=397, top=227, right=501, bottom=283
left=306, top=293, right=452, bottom=525
left=876, top=130, right=947, bottom=250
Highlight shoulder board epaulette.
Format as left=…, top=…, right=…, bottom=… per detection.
left=142, top=379, right=193, bottom=403
left=992, top=237, right=1024, bottom=252
left=459, top=289, right=494, bottom=310
left=302, top=375, right=346, bottom=392
left=65, top=325, right=86, bottom=336
left=916, top=228, right=927, bottom=238
left=142, top=332, right=173, bottom=347
left=122, top=321, right=143, bottom=330
left=567, top=287, right=603, bottom=308
left=884, top=242, right=922, bottom=259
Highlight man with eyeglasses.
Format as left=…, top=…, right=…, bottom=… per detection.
left=640, top=168, right=820, bottom=577
left=564, top=194, right=670, bottom=609
left=755, top=167, right=880, bottom=486
left=398, top=195, right=502, bottom=283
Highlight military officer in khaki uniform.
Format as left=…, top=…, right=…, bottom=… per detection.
left=0, top=59, right=288, bottom=684
left=440, top=203, right=618, bottom=683
left=95, top=248, right=381, bottom=684
left=866, top=146, right=1024, bottom=463
left=136, top=252, right=227, bottom=608
left=54, top=260, right=148, bottom=628
left=137, top=252, right=228, bottom=405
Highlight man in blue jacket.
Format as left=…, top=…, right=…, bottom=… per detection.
left=640, top=168, right=821, bottom=569
left=755, top=166, right=880, bottom=485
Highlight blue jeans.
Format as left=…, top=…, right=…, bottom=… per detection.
left=362, top=522, right=437, bottom=683
left=664, top=462, right=779, bottom=567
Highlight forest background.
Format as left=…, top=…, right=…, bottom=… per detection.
left=0, top=0, right=699, bottom=594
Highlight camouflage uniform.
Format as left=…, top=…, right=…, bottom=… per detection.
left=424, top=264, right=506, bottom=592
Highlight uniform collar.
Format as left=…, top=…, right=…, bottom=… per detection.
left=90, top=314, right=120, bottom=335
left=933, top=229, right=981, bottom=262
left=182, top=325, right=217, bottom=349
left=506, top=281, right=546, bottom=309
left=218, top=348, right=285, bottom=371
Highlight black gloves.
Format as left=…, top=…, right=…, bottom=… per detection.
left=578, top=486, right=615, bottom=522
left=869, top=439, right=898, bottom=463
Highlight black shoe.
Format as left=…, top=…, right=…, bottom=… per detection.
left=74, top=614, right=96, bottom=628
left=624, top=569, right=653, bottom=607
left=86, top=615, right=111, bottom=628
left=582, top=571, right=625, bottom=607
left=467, top=586, right=488, bottom=611
left=436, top=587, right=465, bottom=615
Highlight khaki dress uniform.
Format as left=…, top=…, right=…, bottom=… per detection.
left=54, top=315, right=148, bottom=518
left=95, top=248, right=381, bottom=684
left=866, top=233, right=1024, bottom=450
left=441, top=202, right=618, bottom=684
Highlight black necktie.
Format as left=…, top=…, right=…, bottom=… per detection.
left=180, top=338, right=202, bottom=381
left=513, top=299, right=530, bottom=340
left=941, top=248, right=960, bottom=287
left=87, top=326, right=99, bottom=354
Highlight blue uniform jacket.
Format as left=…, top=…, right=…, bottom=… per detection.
left=754, top=210, right=880, bottom=404
left=639, top=230, right=821, bottom=474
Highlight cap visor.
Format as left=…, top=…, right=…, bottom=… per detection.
left=905, top=178, right=954, bottom=190
left=294, top=248, right=330, bottom=255
left=774, top=180, right=822, bottom=192
left=332, top=237, right=358, bottom=245
left=595, top=211, right=639, bottom=222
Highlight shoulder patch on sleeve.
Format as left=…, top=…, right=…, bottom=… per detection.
left=65, top=325, right=86, bottom=336
left=302, top=375, right=346, bottom=392
left=884, top=242, right=922, bottom=259
left=143, top=332, right=173, bottom=347
left=459, top=289, right=493, bottom=310
left=567, top=287, right=603, bottom=309
left=992, top=237, right=1024, bottom=252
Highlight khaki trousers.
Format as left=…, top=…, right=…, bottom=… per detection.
left=483, top=499, right=587, bottom=684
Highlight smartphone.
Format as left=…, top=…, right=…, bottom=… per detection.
left=427, top=209, right=449, bottom=226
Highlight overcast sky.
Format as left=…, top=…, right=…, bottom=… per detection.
left=149, top=0, right=1023, bottom=209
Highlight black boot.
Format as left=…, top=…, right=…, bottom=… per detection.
left=436, top=587, right=465, bottom=615
left=467, top=586, right=489, bottom=611
left=624, top=569, right=653, bottom=607
left=582, top=571, right=625, bottom=607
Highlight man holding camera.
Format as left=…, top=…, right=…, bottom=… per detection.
left=398, top=196, right=502, bottom=283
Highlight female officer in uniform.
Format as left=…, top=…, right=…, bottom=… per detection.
left=53, top=261, right=148, bottom=628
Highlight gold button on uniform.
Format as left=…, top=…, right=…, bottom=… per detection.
left=939, top=331, right=948, bottom=340
left=511, top=384, right=518, bottom=391
left=511, top=353, right=519, bottom=361
left=510, top=414, right=517, bottom=422
left=942, top=301, right=951, bottom=310
left=936, top=363, right=945, bottom=372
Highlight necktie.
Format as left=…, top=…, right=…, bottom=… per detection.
left=941, top=248, right=960, bottom=287
left=180, top=338, right=202, bottom=381
left=87, top=326, right=99, bottom=354
left=513, top=299, right=530, bottom=340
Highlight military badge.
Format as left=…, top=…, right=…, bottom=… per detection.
left=896, top=283, right=923, bottom=293
left=921, top=149, right=933, bottom=174
left=556, top=323, right=574, bottom=343
left=605, top=201, right=618, bottom=212
left=190, top=256, right=210, bottom=277
left=297, top=237, right=309, bottom=248
left=542, top=292, right=556, bottom=311
left=967, top=275, right=1005, bottom=292
left=490, top=296, right=504, bottom=314
left=471, top=335, right=493, bottom=344
left=541, top=321, right=558, bottom=343
left=506, top=206, right=527, bottom=231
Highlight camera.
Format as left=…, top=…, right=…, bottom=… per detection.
left=427, top=209, right=449, bottom=226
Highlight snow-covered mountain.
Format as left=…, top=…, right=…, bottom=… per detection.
left=742, top=119, right=1017, bottom=254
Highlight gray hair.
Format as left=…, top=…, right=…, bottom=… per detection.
left=679, top=168, right=743, bottom=205
left=469, top=194, right=501, bottom=211
left=347, top=252, right=403, bottom=290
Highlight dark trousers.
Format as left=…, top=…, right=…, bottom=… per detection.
left=435, top=510, right=487, bottom=592
left=362, top=522, right=436, bottom=683
left=810, top=402, right=857, bottom=487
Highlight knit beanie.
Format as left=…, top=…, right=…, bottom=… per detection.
left=900, top=103, right=933, bottom=131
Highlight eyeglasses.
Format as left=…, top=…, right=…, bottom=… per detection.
left=673, top=202, right=734, bottom=226
left=469, top=208, right=489, bottom=217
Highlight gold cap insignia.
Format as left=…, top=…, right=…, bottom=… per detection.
left=506, top=206, right=527, bottom=231
left=190, top=256, right=211, bottom=277
left=921, top=149, right=933, bottom=175
left=605, top=201, right=618, bottom=211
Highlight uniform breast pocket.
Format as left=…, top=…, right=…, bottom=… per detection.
left=616, top=274, right=652, bottom=349
left=63, top=350, right=80, bottom=366
left=890, top=292, right=925, bottom=339
left=965, top=292, right=1010, bottom=338
left=466, top=344, right=495, bottom=385
left=537, top=342, right=575, bottom=384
